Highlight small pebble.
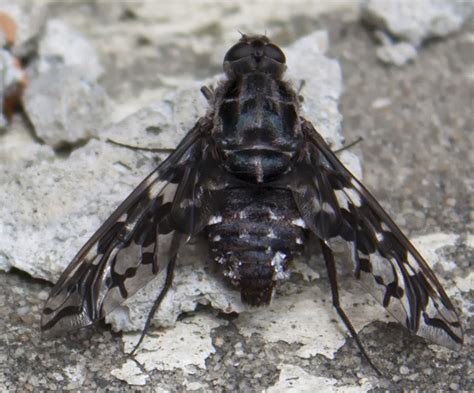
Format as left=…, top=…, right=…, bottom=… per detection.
left=445, top=198, right=456, bottom=207
left=407, top=373, right=419, bottom=381
left=372, top=97, right=392, bottom=109
left=399, top=365, right=410, bottom=375
left=423, top=368, right=433, bottom=376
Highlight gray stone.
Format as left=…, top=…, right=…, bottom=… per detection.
left=286, top=31, right=344, bottom=148
left=36, top=19, right=104, bottom=81
left=0, top=138, right=157, bottom=279
left=376, top=40, right=418, bottom=66
left=361, top=0, right=472, bottom=47
left=23, top=67, right=110, bottom=148
left=0, top=118, right=54, bottom=185
left=267, top=364, right=373, bottom=392
left=372, top=29, right=418, bottom=66
left=456, top=32, right=474, bottom=69
left=21, top=18, right=109, bottom=147
left=101, top=80, right=210, bottom=151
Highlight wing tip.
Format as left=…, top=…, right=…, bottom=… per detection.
left=418, top=324, right=464, bottom=352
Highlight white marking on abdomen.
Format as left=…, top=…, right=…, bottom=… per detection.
left=271, top=251, right=287, bottom=280
left=268, top=209, right=279, bottom=220
left=238, top=211, right=247, bottom=219
left=209, top=215, right=223, bottom=225
left=267, top=229, right=277, bottom=239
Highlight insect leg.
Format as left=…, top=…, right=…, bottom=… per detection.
left=129, top=253, right=177, bottom=356
left=319, top=239, right=382, bottom=376
left=200, top=85, right=214, bottom=101
left=333, top=136, right=364, bottom=154
left=106, top=138, right=174, bottom=153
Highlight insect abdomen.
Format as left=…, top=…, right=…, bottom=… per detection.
left=206, top=188, right=306, bottom=305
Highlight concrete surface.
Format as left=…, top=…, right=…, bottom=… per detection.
left=0, top=1, right=472, bottom=392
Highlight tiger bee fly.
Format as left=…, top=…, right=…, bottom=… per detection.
left=41, top=35, right=463, bottom=371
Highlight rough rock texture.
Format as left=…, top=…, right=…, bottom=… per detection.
left=20, top=18, right=109, bottom=147
left=361, top=0, right=472, bottom=66
left=376, top=41, right=418, bottom=66
left=373, top=30, right=418, bottom=66
left=0, top=138, right=154, bottom=277
left=0, top=2, right=471, bottom=392
left=35, top=19, right=104, bottom=80
left=361, top=0, right=472, bottom=46
left=22, top=67, right=110, bottom=148
left=267, top=364, right=373, bottom=392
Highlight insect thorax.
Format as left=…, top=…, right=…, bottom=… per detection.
left=212, top=72, right=302, bottom=183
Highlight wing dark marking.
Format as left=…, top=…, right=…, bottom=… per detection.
left=287, top=119, right=463, bottom=350
left=41, top=119, right=215, bottom=334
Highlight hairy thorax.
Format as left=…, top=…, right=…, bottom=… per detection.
left=212, top=72, right=302, bottom=183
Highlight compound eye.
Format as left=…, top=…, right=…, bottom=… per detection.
left=224, top=43, right=253, bottom=62
left=264, top=44, right=286, bottom=64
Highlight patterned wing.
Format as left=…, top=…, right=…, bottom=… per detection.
left=41, top=119, right=215, bottom=334
left=288, top=119, right=463, bottom=350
